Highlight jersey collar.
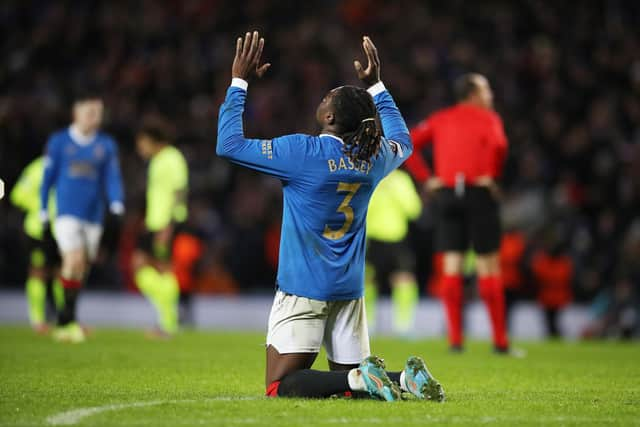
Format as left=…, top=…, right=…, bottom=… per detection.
left=319, top=133, right=344, bottom=144
left=69, top=125, right=97, bottom=146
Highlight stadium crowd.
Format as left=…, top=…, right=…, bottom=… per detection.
left=1, top=0, right=638, bottom=337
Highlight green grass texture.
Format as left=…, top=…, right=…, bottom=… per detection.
left=1, top=326, right=638, bottom=426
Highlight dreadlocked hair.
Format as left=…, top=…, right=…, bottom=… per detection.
left=332, top=85, right=382, bottom=162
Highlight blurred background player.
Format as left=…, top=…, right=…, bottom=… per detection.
left=40, top=89, right=125, bottom=343
left=405, top=73, right=510, bottom=353
left=133, top=118, right=189, bottom=337
left=10, top=156, right=64, bottom=333
left=364, top=168, right=422, bottom=336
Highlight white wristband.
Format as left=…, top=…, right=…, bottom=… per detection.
left=231, top=78, right=249, bottom=91
left=367, top=81, right=386, bottom=97
left=39, top=210, right=49, bottom=223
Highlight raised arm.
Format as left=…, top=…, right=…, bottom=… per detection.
left=216, top=31, right=304, bottom=181
left=404, top=117, right=434, bottom=183
left=354, top=36, right=412, bottom=176
left=370, top=83, right=412, bottom=175
left=410, top=116, right=434, bottom=150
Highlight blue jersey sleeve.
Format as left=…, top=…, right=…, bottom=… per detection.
left=104, top=139, right=124, bottom=210
left=369, top=82, right=413, bottom=177
left=216, top=83, right=305, bottom=180
left=40, top=135, right=59, bottom=215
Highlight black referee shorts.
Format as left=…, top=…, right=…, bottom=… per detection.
left=432, top=186, right=501, bottom=254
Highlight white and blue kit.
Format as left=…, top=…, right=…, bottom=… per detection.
left=217, top=79, right=411, bottom=362
left=40, top=126, right=124, bottom=259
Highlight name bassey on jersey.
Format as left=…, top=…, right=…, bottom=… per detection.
left=217, top=81, right=412, bottom=301
left=327, top=156, right=372, bottom=174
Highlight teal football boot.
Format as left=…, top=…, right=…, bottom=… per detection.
left=358, top=356, right=401, bottom=401
left=402, top=356, right=445, bottom=402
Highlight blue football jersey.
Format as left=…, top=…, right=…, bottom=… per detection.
left=40, top=127, right=124, bottom=224
left=217, top=80, right=412, bottom=301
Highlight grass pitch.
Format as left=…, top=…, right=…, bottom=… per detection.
left=1, top=326, right=638, bottom=426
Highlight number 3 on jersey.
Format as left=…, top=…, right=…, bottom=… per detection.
left=323, top=182, right=362, bottom=240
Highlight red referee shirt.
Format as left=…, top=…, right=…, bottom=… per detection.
left=405, top=103, right=508, bottom=187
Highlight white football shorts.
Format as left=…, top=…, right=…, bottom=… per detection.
left=54, top=215, right=103, bottom=261
left=266, top=290, right=371, bottom=365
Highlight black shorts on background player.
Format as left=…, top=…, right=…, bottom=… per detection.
left=27, top=232, right=60, bottom=269
left=366, top=239, right=416, bottom=288
left=136, top=224, right=188, bottom=261
left=137, top=230, right=175, bottom=261
left=432, top=186, right=501, bottom=254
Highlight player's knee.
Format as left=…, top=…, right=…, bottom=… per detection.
left=67, top=266, right=84, bottom=280
left=28, top=267, right=46, bottom=280
left=476, top=253, right=499, bottom=277
left=131, top=251, right=148, bottom=272
left=62, top=252, right=85, bottom=279
left=154, top=259, right=172, bottom=273
left=72, top=260, right=86, bottom=278
left=390, top=271, right=415, bottom=285
left=443, top=252, right=464, bottom=275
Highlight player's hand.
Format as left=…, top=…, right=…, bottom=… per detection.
left=354, top=36, right=381, bottom=87
left=424, top=177, right=443, bottom=194
left=231, top=31, right=271, bottom=81
left=109, top=201, right=125, bottom=216
left=39, top=210, right=49, bottom=224
left=475, top=175, right=502, bottom=200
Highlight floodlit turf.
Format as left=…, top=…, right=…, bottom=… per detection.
left=0, top=326, right=638, bottom=426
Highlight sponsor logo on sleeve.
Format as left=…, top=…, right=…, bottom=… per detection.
left=261, top=140, right=273, bottom=160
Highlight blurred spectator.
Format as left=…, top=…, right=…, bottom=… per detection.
left=0, top=0, right=638, bottom=333
left=499, top=230, right=528, bottom=307
left=582, top=220, right=640, bottom=339
left=530, top=225, right=574, bottom=337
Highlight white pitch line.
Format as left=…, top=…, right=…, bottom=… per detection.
left=45, top=399, right=622, bottom=426
left=45, top=397, right=260, bottom=426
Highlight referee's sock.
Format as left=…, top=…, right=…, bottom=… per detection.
left=441, top=275, right=463, bottom=347
left=478, top=275, right=509, bottom=349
